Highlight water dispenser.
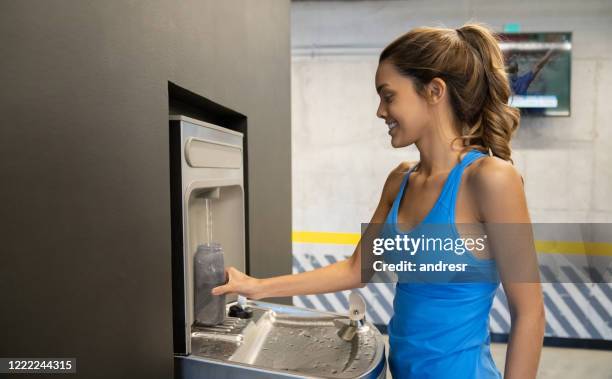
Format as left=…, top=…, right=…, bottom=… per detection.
left=170, top=115, right=387, bottom=379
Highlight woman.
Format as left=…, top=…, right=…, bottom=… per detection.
left=212, top=23, right=545, bottom=379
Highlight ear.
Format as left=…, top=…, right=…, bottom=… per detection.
left=426, top=77, right=446, bottom=105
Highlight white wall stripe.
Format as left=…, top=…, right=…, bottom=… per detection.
left=492, top=295, right=512, bottom=327
left=299, top=254, right=346, bottom=313
left=373, top=280, right=395, bottom=302
left=543, top=303, right=570, bottom=338
left=489, top=316, right=504, bottom=334
left=293, top=296, right=306, bottom=309
left=543, top=285, right=590, bottom=338
left=563, top=266, right=612, bottom=312
left=560, top=282, right=611, bottom=339
left=304, top=294, right=327, bottom=312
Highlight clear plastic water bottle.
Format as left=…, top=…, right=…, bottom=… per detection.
left=194, top=242, right=226, bottom=326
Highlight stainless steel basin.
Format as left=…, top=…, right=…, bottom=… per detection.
left=175, top=300, right=387, bottom=379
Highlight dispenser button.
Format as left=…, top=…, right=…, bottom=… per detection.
left=228, top=304, right=253, bottom=319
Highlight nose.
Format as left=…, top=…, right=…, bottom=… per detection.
left=376, top=101, right=387, bottom=120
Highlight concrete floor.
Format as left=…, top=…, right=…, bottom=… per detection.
left=382, top=335, right=612, bottom=378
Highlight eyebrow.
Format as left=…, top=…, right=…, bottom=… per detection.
left=376, top=83, right=388, bottom=94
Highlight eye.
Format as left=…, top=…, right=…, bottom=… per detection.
left=384, top=95, right=394, bottom=104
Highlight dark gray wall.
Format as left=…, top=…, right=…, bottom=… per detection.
left=0, top=1, right=291, bottom=378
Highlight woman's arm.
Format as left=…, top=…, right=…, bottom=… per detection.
left=234, top=240, right=365, bottom=300
left=473, top=158, right=545, bottom=379
left=211, top=162, right=412, bottom=300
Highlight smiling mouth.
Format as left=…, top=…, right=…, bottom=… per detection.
left=387, top=120, right=398, bottom=132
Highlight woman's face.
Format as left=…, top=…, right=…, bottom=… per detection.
left=375, top=60, right=432, bottom=148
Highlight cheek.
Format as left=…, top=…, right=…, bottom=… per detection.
left=395, top=101, right=429, bottom=132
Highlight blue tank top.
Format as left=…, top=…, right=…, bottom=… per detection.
left=382, top=149, right=502, bottom=379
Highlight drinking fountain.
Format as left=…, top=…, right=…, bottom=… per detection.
left=335, top=292, right=367, bottom=342
left=169, top=115, right=387, bottom=379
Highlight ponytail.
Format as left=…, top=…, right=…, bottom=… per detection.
left=456, top=24, right=520, bottom=161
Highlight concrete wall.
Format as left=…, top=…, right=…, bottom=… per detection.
left=0, top=1, right=291, bottom=378
left=291, top=0, right=612, bottom=235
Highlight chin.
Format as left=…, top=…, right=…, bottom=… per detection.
left=390, top=138, right=412, bottom=149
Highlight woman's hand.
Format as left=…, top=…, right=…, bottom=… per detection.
left=210, top=266, right=263, bottom=300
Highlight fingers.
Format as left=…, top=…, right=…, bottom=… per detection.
left=211, top=284, right=228, bottom=296
left=211, top=266, right=234, bottom=296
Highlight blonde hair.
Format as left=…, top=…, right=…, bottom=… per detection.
left=379, top=23, right=520, bottom=162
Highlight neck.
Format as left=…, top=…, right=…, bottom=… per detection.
left=414, top=120, right=467, bottom=176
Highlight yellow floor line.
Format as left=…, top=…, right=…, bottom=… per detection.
left=292, top=231, right=360, bottom=245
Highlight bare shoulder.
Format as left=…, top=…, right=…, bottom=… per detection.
left=381, top=161, right=417, bottom=205
left=467, top=155, right=524, bottom=195
left=393, top=161, right=416, bottom=175
left=467, top=155, right=530, bottom=222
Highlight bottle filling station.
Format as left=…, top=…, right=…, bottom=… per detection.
left=169, top=115, right=387, bottom=379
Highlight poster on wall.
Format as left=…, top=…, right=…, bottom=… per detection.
left=500, top=32, right=572, bottom=116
